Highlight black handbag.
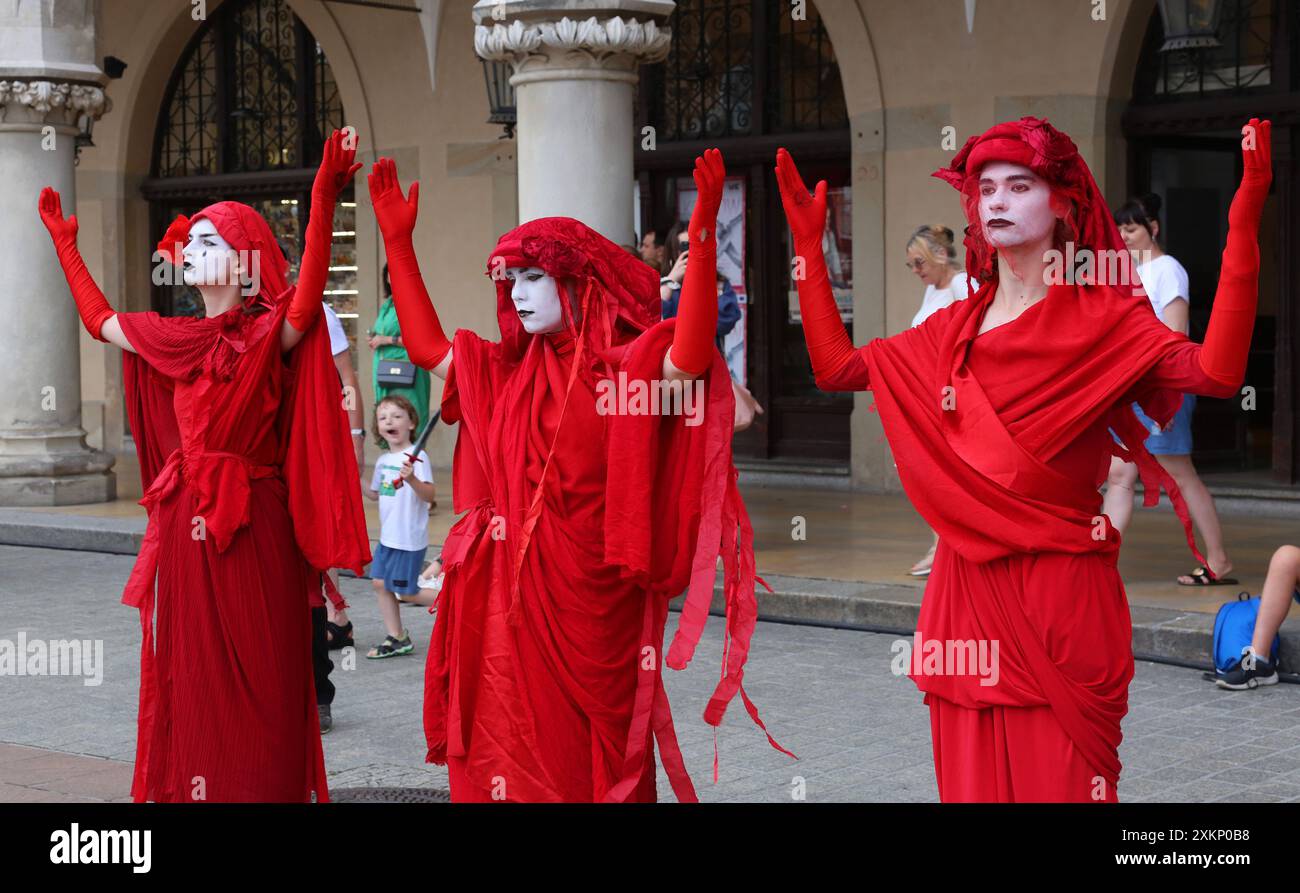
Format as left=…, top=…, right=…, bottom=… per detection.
left=376, top=358, right=417, bottom=387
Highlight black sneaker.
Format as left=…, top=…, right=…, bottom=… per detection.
left=319, top=703, right=333, bottom=734
left=1216, top=648, right=1279, bottom=690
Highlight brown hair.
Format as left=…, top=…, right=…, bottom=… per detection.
left=373, top=394, right=420, bottom=449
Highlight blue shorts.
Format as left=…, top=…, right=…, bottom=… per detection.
left=369, top=543, right=428, bottom=596
left=1110, top=394, right=1195, bottom=456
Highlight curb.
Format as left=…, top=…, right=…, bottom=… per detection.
left=4, top=509, right=1298, bottom=673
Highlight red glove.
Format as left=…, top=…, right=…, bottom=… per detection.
left=38, top=187, right=114, bottom=342
left=668, top=148, right=725, bottom=376
left=1200, top=118, right=1272, bottom=388
left=775, top=148, right=855, bottom=385
left=287, top=129, right=361, bottom=332
left=367, top=157, right=451, bottom=369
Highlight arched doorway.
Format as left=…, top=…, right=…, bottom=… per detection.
left=1124, top=0, right=1299, bottom=484
left=140, top=0, right=358, bottom=358
left=635, top=0, right=851, bottom=464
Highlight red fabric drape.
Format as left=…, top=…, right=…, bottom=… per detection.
left=420, top=217, right=787, bottom=802
left=118, top=203, right=368, bottom=802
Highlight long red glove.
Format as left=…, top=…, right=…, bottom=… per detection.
left=1200, top=118, right=1272, bottom=388
left=287, top=129, right=361, bottom=332
left=775, top=148, right=856, bottom=386
left=668, top=148, right=725, bottom=375
left=367, top=157, right=451, bottom=369
left=38, top=187, right=114, bottom=342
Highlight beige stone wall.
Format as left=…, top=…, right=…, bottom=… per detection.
left=75, top=0, right=1161, bottom=488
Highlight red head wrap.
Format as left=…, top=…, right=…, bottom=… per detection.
left=933, top=116, right=1141, bottom=298
left=484, top=217, right=660, bottom=364
left=155, top=201, right=292, bottom=311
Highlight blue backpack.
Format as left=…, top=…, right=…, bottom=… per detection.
left=1211, top=591, right=1280, bottom=675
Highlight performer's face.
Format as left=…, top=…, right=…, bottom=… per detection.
left=976, top=162, right=1061, bottom=252
left=181, top=218, right=240, bottom=288
left=506, top=266, right=565, bottom=334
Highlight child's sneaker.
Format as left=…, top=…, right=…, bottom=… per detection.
left=1216, top=647, right=1279, bottom=690
left=366, top=631, right=414, bottom=659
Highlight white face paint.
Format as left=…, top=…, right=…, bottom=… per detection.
left=506, top=266, right=565, bottom=335
left=181, top=218, right=239, bottom=287
left=977, top=161, right=1060, bottom=252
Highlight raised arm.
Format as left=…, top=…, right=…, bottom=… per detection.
left=367, top=158, right=452, bottom=379
left=38, top=188, right=135, bottom=353
left=282, top=128, right=361, bottom=352
left=1198, top=118, right=1272, bottom=390
left=664, top=148, right=724, bottom=382
left=774, top=149, right=868, bottom=392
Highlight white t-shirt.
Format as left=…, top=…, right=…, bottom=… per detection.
left=911, top=271, right=975, bottom=328
left=1136, top=254, right=1189, bottom=331
left=322, top=304, right=348, bottom=357
left=370, top=448, right=434, bottom=551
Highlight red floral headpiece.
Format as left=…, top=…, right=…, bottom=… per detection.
left=485, top=217, right=660, bottom=361
left=932, top=116, right=1136, bottom=294
left=154, top=202, right=291, bottom=310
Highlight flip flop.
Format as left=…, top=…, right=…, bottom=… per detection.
left=1177, top=565, right=1239, bottom=587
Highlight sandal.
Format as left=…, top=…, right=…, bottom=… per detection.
left=366, top=632, right=414, bottom=659
left=325, top=620, right=354, bottom=651
left=1178, top=565, right=1240, bottom=587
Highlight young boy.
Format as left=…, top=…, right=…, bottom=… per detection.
left=363, top=395, right=436, bottom=658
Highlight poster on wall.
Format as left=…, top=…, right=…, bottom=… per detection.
left=787, top=184, right=853, bottom=325
left=675, top=176, right=747, bottom=385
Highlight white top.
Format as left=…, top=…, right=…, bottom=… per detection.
left=911, top=271, right=975, bottom=328
left=1136, top=254, right=1189, bottom=331
left=322, top=304, right=348, bottom=357
left=370, top=448, right=434, bottom=551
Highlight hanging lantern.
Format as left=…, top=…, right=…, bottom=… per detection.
left=1156, top=0, right=1224, bottom=52
left=481, top=58, right=517, bottom=139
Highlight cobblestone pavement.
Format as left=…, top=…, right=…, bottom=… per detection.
left=2, top=544, right=1299, bottom=802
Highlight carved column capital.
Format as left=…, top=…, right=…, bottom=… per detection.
left=0, top=78, right=110, bottom=128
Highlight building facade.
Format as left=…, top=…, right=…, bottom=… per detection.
left=6, top=0, right=1295, bottom=502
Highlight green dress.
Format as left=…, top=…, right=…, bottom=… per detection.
left=372, top=296, right=432, bottom=430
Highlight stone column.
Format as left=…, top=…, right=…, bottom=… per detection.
left=0, top=0, right=114, bottom=505
left=472, top=0, right=673, bottom=243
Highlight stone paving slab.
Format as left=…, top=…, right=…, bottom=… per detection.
left=2, top=543, right=1299, bottom=802
left=5, top=512, right=1297, bottom=669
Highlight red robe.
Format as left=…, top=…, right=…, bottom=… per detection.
left=118, top=294, right=370, bottom=803
left=423, top=319, right=778, bottom=802
left=822, top=279, right=1237, bottom=801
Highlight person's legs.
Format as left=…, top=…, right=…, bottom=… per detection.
left=373, top=576, right=404, bottom=639
left=1160, top=454, right=1233, bottom=581
left=1252, top=545, right=1300, bottom=654
left=1103, top=457, right=1139, bottom=534
left=398, top=590, right=437, bottom=608
left=311, top=606, right=335, bottom=707
left=910, top=527, right=939, bottom=575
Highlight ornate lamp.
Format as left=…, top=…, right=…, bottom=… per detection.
left=1156, top=0, right=1223, bottom=51
left=481, top=58, right=516, bottom=139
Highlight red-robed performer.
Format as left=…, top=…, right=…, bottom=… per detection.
left=368, top=149, right=790, bottom=802
left=776, top=117, right=1271, bottom=802
left=37, top=129, right=371, bottom=802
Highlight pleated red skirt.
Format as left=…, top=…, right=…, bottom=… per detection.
left=143, top=477, right=327, bottom=802
left=913, top=540, right=1132, bottom=803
